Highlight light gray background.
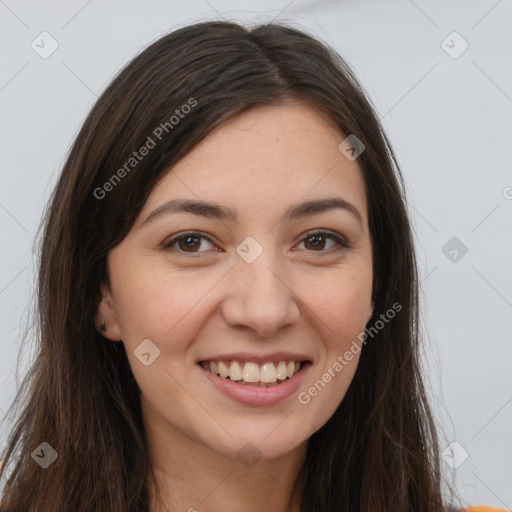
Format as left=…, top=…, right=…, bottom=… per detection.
left=1, top=0, right=511, bottom=507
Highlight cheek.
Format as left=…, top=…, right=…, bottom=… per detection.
left=304, top=267, right=372, bottom=338
left=296, top=267, right=370, bottom=408
left=110, top=268, right=208, bottom=392
left=110, top=262, right=220, bottom=347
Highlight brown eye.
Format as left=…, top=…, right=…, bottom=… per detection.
left=161, top=230, right=349, bottom=257
left=297, top=231, right=349, bottom=253
left=161, top=232, right=215, bottom=254
left=303, top=233, right=329, bottom=251
left=177, top=235, right=202, bottom=252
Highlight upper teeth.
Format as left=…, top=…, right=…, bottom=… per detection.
left=201, top=360, right=301, bottom=383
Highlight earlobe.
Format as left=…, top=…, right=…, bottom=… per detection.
left=96, top=283, right=123, bottom=342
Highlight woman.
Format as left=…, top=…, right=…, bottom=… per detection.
left=0, top=20, right=505, bottom=512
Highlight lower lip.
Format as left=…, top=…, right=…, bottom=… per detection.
left=198, top=362, right=311, bottom=406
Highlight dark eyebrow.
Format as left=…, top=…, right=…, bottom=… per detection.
left=141, top=197, right=363, bottom=227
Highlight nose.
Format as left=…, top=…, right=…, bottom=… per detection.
left=221, top=248, right=301, bottom=338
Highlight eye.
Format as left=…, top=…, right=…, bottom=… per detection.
left=160, top=230, right=349, bottom=256
left=295, top=230, right=349, bottom=253
left=161, top=232, right=215, bottom=255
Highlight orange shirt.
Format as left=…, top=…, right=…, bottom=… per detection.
left=461, top=506, right=511, bottom=512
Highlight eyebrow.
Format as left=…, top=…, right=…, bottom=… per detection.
left=141, top=197, right=363, bottom=227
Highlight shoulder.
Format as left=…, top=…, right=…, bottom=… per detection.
left=460, top=506, right=510, bottom=512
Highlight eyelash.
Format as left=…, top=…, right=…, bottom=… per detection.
left=160, top=230, right=349, bottom=256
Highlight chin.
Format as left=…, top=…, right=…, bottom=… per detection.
left=202, top=417, right=311, bottom=462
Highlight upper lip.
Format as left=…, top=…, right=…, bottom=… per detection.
left=197, top=351, right=312, bottom=364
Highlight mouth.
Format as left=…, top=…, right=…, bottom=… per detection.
left=198, top=359, right=309, bottom=387
left=197, top=358, right=312, bottom=406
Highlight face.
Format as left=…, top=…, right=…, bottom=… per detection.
left=98, top=102, right=373, bottom=462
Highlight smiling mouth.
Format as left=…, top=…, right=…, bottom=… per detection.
left=198, top=360, right=308, bottom=387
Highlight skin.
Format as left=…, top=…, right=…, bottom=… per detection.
left=97, top=101, right=373, bottom=512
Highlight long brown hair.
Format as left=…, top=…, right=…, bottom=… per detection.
left=0, top=20, right=458, bottom=511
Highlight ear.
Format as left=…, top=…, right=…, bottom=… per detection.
left=96, top=282, right=123, bottom=341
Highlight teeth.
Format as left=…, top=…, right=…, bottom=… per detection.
left=287, top=361, right=295, bottom=378
left=243, top=362, right=260, bottom=382
left=260, top=362, right=277, bottom=383
left=202, top=359, right=304, bottom=384
left=229, top=361, right=243, bottom=381
left=276, top=361, right=288, bottom=380
left=218, top=361, right=229, bottom=378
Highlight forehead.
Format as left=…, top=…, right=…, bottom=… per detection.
left=138, top=102, right=368, bottom=224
